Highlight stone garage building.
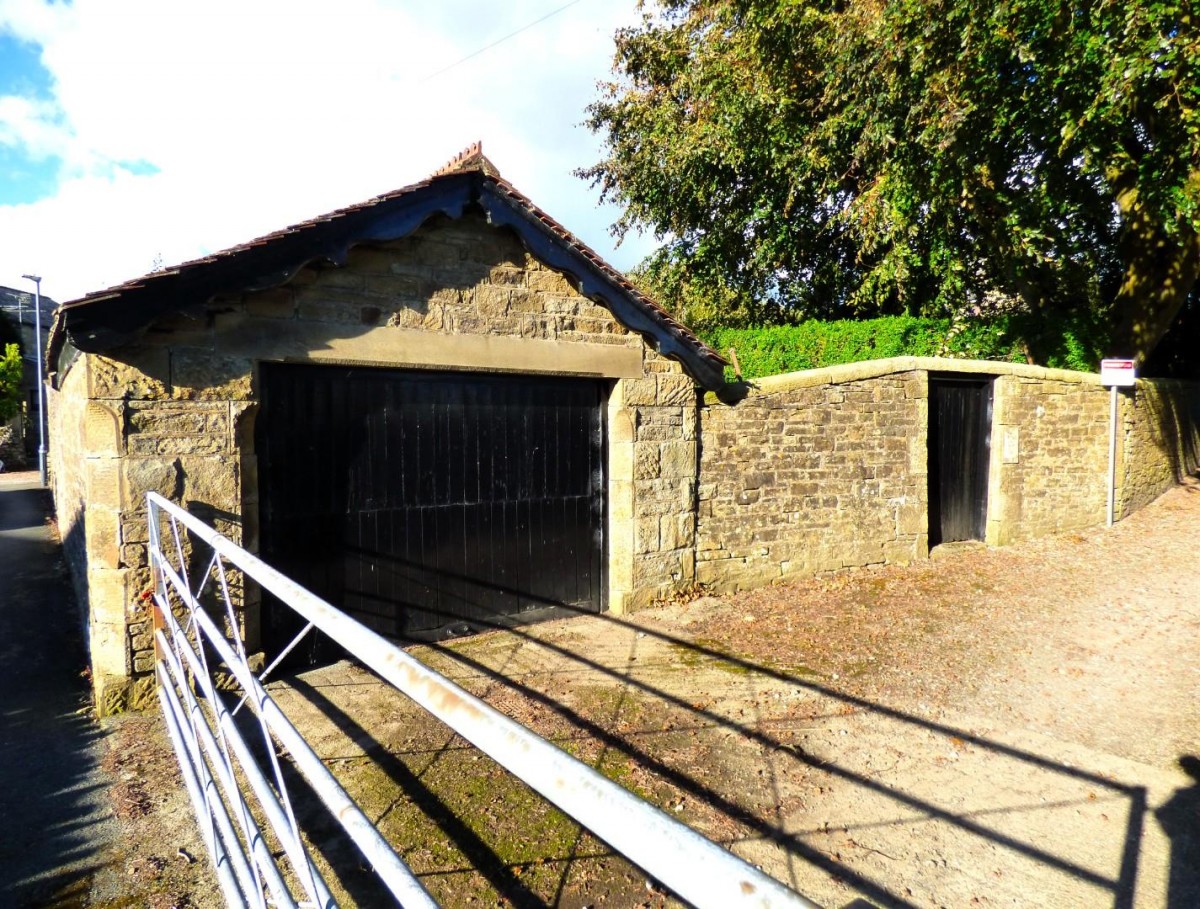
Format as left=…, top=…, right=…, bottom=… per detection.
left=47, top=145, right=728, bottom=714
left=46, top=145, right=1200, bottom=715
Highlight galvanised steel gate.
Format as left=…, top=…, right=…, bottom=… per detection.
left=146, top=492, right=821, bottom=909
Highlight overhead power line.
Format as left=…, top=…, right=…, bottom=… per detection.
left=420, top=0, right=589, bottom=83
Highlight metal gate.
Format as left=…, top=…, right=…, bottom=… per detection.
left=146, top=491, right=820, bottom=909
left=928, top=375, right=993, bottom=545
left=258, top=365, right=606, bottom=662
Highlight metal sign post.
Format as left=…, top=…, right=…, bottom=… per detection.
left=1100, top=359, right=1136, bottom=527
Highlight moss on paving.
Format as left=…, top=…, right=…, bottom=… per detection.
left=321, top=669, right=666, bottom=905
left=668, top=638, right=818, bottom=680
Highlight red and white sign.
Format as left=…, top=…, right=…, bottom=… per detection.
left=1100, top=358, right=1137, bottom=387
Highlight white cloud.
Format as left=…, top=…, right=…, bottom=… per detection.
left=0, top=94, right=69, bottom=160
left=0, top=0, right=655, bottom=302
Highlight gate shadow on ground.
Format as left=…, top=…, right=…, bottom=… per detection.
left=274, top=595, right=1153, bottom=909
left=254, top=520, right=1174, bottom=909
left=303, top=587, right=1151, bottom=909
left=278, top=673, right=583, bottom=909
left=419, top=636, right=917, bottom=908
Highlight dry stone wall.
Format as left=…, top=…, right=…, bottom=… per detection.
left=696, top=371, right=927, bottom=592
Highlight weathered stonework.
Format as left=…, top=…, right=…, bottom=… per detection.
left=697, top=360, right=1199, bottom=594
left=985, top=376, right=1111, bottom=544
left=51, top=213, right=700, bottom=711
left=985, top=375, right=1200, bottom=544
left=47, top=365, right=135, bottom=712
left=696, top=371, right=928, bottom=592
left=0, top=416, right=24, bottom=468
left=1118, top=380, right=1200, bottom=518
left=51, top=212, right=1200, bottom=716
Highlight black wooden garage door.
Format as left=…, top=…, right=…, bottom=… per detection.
left=257, top=365, right=606, bottom=661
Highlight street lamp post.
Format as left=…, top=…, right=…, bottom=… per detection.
left=20, top=274, right=47, bottom=487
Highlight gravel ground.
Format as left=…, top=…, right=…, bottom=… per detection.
left=96, top=476, right=1200, bottom=908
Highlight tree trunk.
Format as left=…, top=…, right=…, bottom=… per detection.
left=1109, top=185, right=1200, bottom=364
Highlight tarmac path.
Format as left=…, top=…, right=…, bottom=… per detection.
left=0, top=472, right=119, bottom=908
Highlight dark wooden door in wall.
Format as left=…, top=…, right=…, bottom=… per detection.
left=928, top=376, right=992, bottom=546
left=258, top=365, right=606, bottom=663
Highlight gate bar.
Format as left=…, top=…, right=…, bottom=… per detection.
left=156, top=634, right=321, bottom=909
left=148, top=492, right=820, bottom=909
left=157, top=637, right=336, bottom=907
left=156, top=674, right=252, bottom=909
left=152, top=534, right=439, bottom=909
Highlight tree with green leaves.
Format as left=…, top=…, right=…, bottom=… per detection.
left=581, top=0, right=1199, bottom=365
left=0, top=310, right=21, bottom=423
left=0, top=343, right=21, bottom=423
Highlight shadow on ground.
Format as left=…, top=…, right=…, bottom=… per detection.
left=0, top=479, right=117, bottom=908
left=161, top=477, right=1200, bottom=908
left=263, top=592, right=1191, bottom=908
left=1156, top=755, right=1200, bottom=909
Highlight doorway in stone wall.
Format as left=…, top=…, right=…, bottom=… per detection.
left=928, top=375, right=993, bottom=546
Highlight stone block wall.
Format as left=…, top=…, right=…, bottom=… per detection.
left=47, top=360, right=140, bottom=712
left=696, top=359, right=1199, bottom=595
left=617, top=367, right=700, bottom=609
left=230, top=212, right=641, bottom=353
left=57, top=230, right=1200, bottom=715
left=1119, top=380, right=1200, bottom=518
left=51, top=212, right=700, bottom=710
left=0, top=416, right=25, bottom=468
left=46, top=365, right=89, bottom=613
left=985, top=375, right=1112, bottom=544
left=696, top=370, right=927, bottom=592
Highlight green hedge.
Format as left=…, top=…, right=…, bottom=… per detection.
left=700, top=313, right=1107, bottom=381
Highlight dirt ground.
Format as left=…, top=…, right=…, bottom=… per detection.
left=98, top=476, right=1200, bottom=909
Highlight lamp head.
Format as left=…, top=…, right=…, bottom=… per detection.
left=21, top=274, right=41, bottom=284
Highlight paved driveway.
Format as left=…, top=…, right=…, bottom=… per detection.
left=265, top=477, right=1200, bottom=908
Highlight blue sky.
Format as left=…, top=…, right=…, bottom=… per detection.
left=0, top=30, right=57, bottom=204
left=0, top=0, right=656, bottom=302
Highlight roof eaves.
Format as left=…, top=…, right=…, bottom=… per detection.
left=477, top=175, right=727, bottom=389
left=50, top=173, right=479, bottom=363
left=51, top=148, right=728, bottom=391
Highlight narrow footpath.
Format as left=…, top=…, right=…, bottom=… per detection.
left=0, top=472, right=118, bottom=907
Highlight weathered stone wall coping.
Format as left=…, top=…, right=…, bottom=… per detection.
left=707, top=356, right=1111, bottom=403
